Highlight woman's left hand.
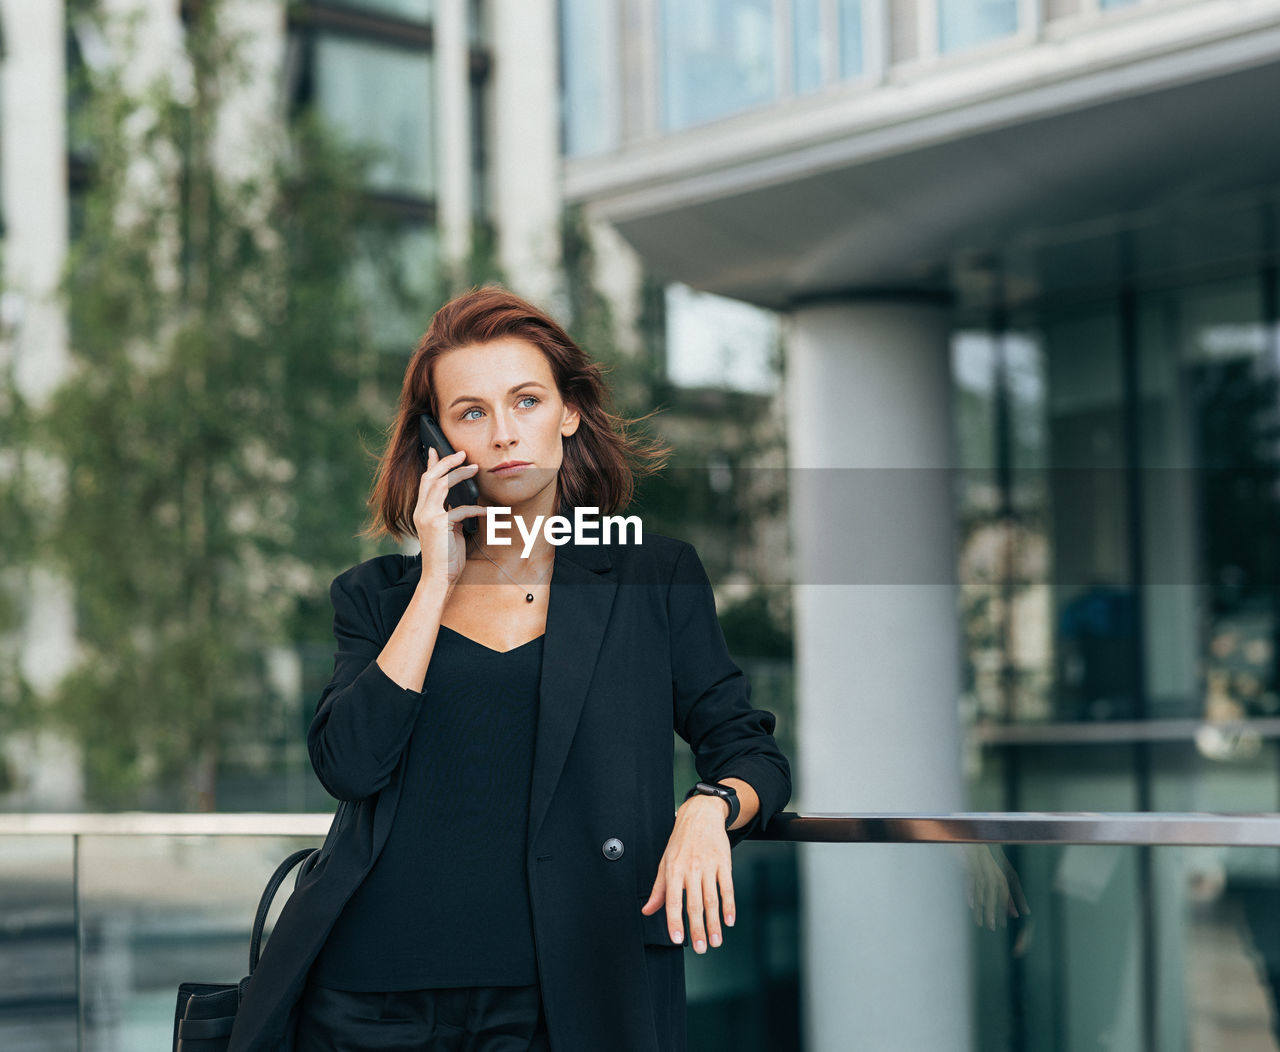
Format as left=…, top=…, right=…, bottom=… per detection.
left=641, top=796, right=735, bottom=954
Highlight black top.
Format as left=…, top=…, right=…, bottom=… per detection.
left=310, top=625, right=544, bottom=990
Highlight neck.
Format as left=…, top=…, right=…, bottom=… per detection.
left=475, top=485, right=562, bottom=565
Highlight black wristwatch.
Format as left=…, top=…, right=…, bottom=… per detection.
left=684, top=781, right=740, bottom=829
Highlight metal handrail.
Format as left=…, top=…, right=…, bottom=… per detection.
left=754, top=812, right=1280, bottom=846
left=2, top=811, right=1279, bottom=846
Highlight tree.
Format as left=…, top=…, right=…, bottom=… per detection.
left=0, top=296, right=40, bottom=794
left=30, top=0, right=400, bottom=808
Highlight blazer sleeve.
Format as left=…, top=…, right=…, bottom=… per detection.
left=306, top=567, right=426, bottom=802
left=667, top=542, right=793, bottom=848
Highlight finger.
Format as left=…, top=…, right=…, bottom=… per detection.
left=720, top=871, right=736, bottom=928
left=1008, top=873, right=1031, bottom=915
left=685, top=876, right=706, bottom=953
left=443, top=462, right=479, bottom=487
left=703, top=873, right=722, bottom=948
left=425, top=448, right=466, bottom=482
left=642, top=872, right=666, bottom=916
left=447, top=506, right=487, bottom=528
left=666, top=886, right=684, bottom=946
left=427, top=453, right=469, bottom=490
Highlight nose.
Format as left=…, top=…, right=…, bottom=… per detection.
left=490, top=406, right=517, bottom=449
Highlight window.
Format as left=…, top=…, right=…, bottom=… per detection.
left=329, top=0, right=433, bottom=21
left=659, top=0, right=775, bottom=131
left=938, top=0, right=1018, bottom=54
left=559, top=0, right=620, bottom=156
left=312, top=34, right=435, bottom=197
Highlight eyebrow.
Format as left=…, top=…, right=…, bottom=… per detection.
left=447, top=381, right=547, bottom=410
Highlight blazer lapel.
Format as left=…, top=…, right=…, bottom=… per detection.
left=528, top=538, right=615, bottom=848
left=374, top=540, right=617, bottom=848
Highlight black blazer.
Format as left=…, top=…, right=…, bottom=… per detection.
left=228, top=530, right=792, bottom=1052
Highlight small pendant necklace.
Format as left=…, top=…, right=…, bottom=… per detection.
left=469, top=536, right=553, bottom=602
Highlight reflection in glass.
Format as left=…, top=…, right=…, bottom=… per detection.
left=967, top=841, right=1280, bottom=1048
left=313, top=35, right=434, bottom=196
left=938, top=0, right=1018, bottom=54
left=1173, top=280, right=1276, bottom=722
left=659, top=0, right=775, bottom=131
left=953, top=330, right=1054, bottom=726
left=962, top=844, right=1032, bottom=936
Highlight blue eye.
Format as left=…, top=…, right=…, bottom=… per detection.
left=518, top=396, right=540, bottom=408
left=461, top=408, right=482, bottom=421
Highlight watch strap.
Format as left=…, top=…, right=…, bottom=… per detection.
left=684, top=781, right=740, bottom=829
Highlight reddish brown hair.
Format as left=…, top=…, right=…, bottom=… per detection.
left=364, top=284, right=671, bottom=541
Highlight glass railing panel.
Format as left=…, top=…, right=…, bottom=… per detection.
left=0, top=836, right=77, bottom=1052
left=76, top=834, right=320, bottom=1051
left=683, top=839, right=801, bottom=1049
left=795, top=839, right=1280, bottom=1050
left=4, top=819, right=1280, bottom=1050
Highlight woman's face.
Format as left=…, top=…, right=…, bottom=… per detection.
left=430, top=337, right=580, bottom=511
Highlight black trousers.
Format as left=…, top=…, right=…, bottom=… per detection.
left=295, top=981, right=552, bottom=1051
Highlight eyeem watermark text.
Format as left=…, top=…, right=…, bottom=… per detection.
left=485, top=506, right=642, bottom=556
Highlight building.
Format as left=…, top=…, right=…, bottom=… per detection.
left=560, top=0, right=1280, bottom=1048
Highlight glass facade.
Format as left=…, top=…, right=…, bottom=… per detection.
left=559, top=0, right=621, bottom=156
left=312, top=34, right=435, bottom=197
left=659, top=0, right=775, bottom=131
left=951, top=191, right=1280, bottom=1043
left=556, top=0, right=1199, bottom=147
left=839, top=0, right=865, bottom=78
left=955, top=195, right=1280, bottom=734
left=284, top=0, right=496, bottom=351
left=938, top=0, right=1019, bottom=54
left=792, top=0, right=824, bottom=94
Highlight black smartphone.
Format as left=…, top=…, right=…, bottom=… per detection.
left=419, top=414, right=480, bottom=535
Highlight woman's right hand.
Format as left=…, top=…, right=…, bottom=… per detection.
left=413, top=447, right=483, bottom=592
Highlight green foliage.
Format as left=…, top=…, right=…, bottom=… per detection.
left=716, top=591, right=793, bottom=659
left=0, top=350, right=38, bottom=735
left=30, top=0, right=397, bottom=807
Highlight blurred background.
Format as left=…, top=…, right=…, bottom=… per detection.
left=2, top=0, right=1280, bottom=1048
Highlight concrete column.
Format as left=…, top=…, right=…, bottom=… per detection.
left=2, top=0, right=70, bottom=402
left=434, top=0, right=472, bottom=269
left=489, top=0, right=561, bottom=306
left=785, top=299, right=970, bottom=1051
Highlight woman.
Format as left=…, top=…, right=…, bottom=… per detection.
left=228, top=285, right=792, bottom=1051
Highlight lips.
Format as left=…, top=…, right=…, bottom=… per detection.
left=491, top=461, right=532, bottom=475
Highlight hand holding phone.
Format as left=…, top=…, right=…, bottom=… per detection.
left=419, top=414, right=481, bottom=535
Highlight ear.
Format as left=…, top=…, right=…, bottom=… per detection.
left=560, top=403, right=581, bottom=437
